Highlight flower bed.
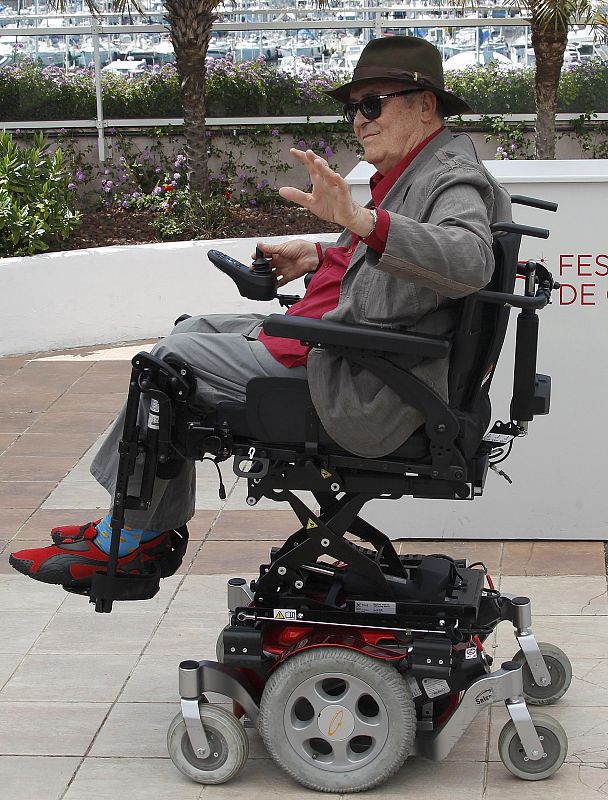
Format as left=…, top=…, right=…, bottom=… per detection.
left=1, top=58, right=608, bottom=120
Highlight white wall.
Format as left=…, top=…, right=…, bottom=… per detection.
left=0, top=234, right=326, bottom=357
left=348, top=159, right=608, bottom=540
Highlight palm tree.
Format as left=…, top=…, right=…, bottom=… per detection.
left=53, top=0, right=223, bottom=193
left=465, top=1, right=607, bottom=158
left=527, top=2, right=607, bottom=158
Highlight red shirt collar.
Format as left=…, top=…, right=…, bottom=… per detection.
left=369, top=126, right=445, bottom=207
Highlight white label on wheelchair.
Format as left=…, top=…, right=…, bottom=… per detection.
left=354, top=600, right=396, bottom=615
left=273, top=608, right=297, bottom=620
left=483, top=432, right=513, bottom=444
left=421, top=678, right=451, bottom=699
left=148, top=398, right=160, bottom=430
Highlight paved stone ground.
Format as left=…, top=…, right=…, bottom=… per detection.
left=0, top=343, right=607, bottom=800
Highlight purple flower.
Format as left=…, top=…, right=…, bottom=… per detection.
left=297, top=140, right=306, bottom=149
left=153, top=186, right=162, bottom=195
left=324, top=146, right=334, bottom=157
left=75, top=168, right=85, bottom=183
left=173, top=172, right=181, bottom=181
left=511, top=143, right=517, bottom=152
left=249, top=199, right=257, bottom=206
left=271, top=129, right=279, bottom=137
left=67, top=182, right=76, bottom=190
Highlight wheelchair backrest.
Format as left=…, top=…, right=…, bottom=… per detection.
left=448, top=231, right=521, bottom=416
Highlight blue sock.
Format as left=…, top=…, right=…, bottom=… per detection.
left=94, top=514, right=161, bottom=556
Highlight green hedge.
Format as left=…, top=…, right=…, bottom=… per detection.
left=1, top=57, right=607, bottom=121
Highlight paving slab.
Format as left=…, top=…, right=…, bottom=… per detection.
left=484, top=762, right=608, bottom=799
left=31, top=611, right=161, bottom=656
left=499, top=575, right=608, bottom=615
left=0, top=756, right=80, bottom=800
left=0, top=653, right=139, bottom=703
left=62, top=757, right=207, bottom=800
left=0, top=701, right=110, bottom=755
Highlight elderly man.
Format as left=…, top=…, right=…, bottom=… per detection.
left=9, top=35, right=511, bottom=588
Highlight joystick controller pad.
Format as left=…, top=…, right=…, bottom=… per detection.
left=207, top=248, right=277, bottom=301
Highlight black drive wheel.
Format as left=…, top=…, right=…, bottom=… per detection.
left=258, top=646, right=416, bottom=793
left=498, top=711, right=568, bottom=781
left=167, top=703, right=249, bottom=784
left=513, top=642, right=572, bottom=705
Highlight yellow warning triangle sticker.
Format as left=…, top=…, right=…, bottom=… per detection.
left=275, top=611, right=285, bottom=619
left=320, top=469, right=332, bottom=479
left=306, top=518, right=318, bottom=529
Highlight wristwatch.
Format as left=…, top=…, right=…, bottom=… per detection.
left=365, top=207, right=378, bottom=238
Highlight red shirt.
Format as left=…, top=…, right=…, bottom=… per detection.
left=259, top=127, right=445, bottom=368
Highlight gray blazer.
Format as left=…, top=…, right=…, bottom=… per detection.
left=307, top=129, right=512, bottom=457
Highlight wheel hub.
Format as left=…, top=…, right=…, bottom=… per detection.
left=317, top=704, right=355, bottom=741
left=283, top=671, right=390, bottom=772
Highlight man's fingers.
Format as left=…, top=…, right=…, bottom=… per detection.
left=279, top=186, right=311, bottom=207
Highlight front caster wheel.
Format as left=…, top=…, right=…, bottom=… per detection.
left=498, top=712, right=568, bottom=781
left=167, top=703, right=249, bottom=784
left=513, top=642, right=572, bottom=705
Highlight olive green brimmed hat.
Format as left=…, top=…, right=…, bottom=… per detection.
left=326, top=35, right=472, bottom=117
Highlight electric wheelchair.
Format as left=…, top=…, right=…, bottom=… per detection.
left=73, top=194, right=573, bottom=792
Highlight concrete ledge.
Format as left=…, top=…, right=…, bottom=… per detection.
left=0, top=233, right=330, bottom=357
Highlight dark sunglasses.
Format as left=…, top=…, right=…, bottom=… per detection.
left=343, top=88, right=421, bottom=124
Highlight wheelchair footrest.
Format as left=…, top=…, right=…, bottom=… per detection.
left=88, top=566, right=162, bottom=603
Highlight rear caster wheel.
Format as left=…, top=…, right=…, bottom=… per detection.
left=258, top=646, right=416, bottom=793
left=498, top=711, right=567, bottom=780
left=167, top=703, right=249, bottom=784
left=513, top=642, right=572, bottom=705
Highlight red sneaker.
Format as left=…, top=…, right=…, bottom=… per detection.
left=9, top=522, right=171, bottom=588
left=50, top=520, right=102, bottom=545
left=50, top=519, right=171, bottom=560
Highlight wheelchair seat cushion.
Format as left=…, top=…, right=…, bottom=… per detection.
left=214, top=378, right=430, bottom=460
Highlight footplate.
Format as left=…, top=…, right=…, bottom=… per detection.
left=87, top=566, right=162, bottom=612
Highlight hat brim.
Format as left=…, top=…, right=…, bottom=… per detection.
left=325, top=77, right=473, bottom=117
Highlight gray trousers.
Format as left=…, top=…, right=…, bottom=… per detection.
left=90, top=313, right=307, bottom=530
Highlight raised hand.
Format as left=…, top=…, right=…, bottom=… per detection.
left=279, top=149, right=373, bottom=237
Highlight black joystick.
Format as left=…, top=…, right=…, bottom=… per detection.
left=251, top=247, right=272, bottom=274
left=207, top=248, right=277, bottom=301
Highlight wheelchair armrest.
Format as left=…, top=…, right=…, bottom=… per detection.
left=262, top=315, right=451, bottom=359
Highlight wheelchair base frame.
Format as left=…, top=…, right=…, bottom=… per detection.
left=177, top=576, right=552, bottom=766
